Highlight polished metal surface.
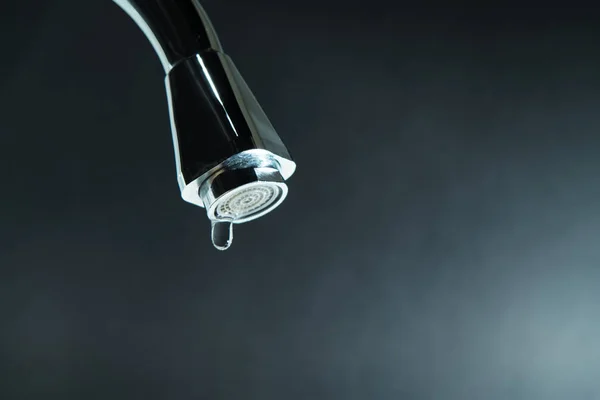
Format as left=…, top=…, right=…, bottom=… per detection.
left=112, top=0, right=222, bottom=72
left=165, top=53, right=296, bottom=207
left=111, top=0, right=296, bottom=250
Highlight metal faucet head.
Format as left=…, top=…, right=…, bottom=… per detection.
left=200, top=167, right=288, bottom=224
left=112, top=0, right=297, bottom=251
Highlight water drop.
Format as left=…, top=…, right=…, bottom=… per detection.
left=211, top=220, right=233, bottom=251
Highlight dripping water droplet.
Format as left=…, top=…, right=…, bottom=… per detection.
left=211, top=220, right=233, bottom=251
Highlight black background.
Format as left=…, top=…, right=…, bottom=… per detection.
left=2, top=2, right=600, bottom=399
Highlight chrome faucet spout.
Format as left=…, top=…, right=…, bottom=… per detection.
left=112, top=0, right=296, bottom=250
left=113, top=0, right=223, bottom=72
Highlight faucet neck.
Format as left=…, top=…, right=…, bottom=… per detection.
left=112, top=0, right=223, bottom=73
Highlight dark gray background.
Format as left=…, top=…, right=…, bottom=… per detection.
left=1, top=2, right=600, bottom=399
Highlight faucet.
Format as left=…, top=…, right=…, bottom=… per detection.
left=112, top=0, right=296, bottom=251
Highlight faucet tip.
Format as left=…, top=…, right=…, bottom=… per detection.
left=201, top=166, right=289, bottom=250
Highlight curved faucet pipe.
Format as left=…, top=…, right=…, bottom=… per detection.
left=113, top=0, right=222, bottom=72
left=111, top=0, right=296, bottom=250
